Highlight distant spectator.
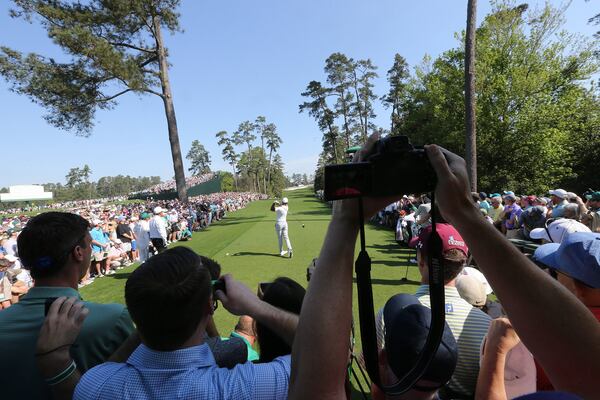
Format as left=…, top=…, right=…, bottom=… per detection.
left=489, top=195, right=504, bottom=223
left=133, top=213, right=151, bottom=262
left=579, top=191, right=600, bottom=233
left=519, top=196, right=546, bottom=240
left=547, top=189, right=568, bottom=218
left=479, top=192, right=491, bottom=212
left=503, top=194, right=523, bottom=239
left=149, top=207, right=167, bottom=253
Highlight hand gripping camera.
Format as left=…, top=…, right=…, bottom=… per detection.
left=323, top=135, right=436, bottom=201
left=324, top=135, right=446, bottom=396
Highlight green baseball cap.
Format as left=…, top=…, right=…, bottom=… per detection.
left=585, top=191, right=600, bottom=201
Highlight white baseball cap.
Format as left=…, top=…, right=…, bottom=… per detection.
left=153, top=206, right=164, bottom=214
left=459, top=266, right=493, bottom=295
left=282, top=197, right=289, bottom=204
left=455, top=275, right=487, bottom=306
left=530, top=218, right=591, bottom=243
left=548, top=189, right=568, bottom=199
left=92, top=219, right=102, bottom=225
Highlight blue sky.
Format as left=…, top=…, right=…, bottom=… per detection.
left=0, top=0, right=597, bottom=187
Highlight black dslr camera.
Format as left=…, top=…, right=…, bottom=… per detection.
left=323, top=135, right=436, bottom=201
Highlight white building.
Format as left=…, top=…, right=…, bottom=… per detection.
left=0, top=185, right=53, bottom=202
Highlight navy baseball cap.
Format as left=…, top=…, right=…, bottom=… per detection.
left=533, top=232, right=600, bottom=288
left=383, top=294, right=458, bottom=390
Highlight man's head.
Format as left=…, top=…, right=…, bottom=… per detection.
left=549, top=189, right=567, bottom=205
left=373, top=294, right=458, bottom=400
left=585, top=191, right=600, bottom=210
left=490, top=196, right=502, bottom=209
left=17, top=212, right=91, bottom=282
left=153, top=206, right=164, bottom=216
left=563, top=203, right=579, bottom=220
left=125, top=246, right=213, bottom=351
left=409, top=224, right=468, bottom=285
left=521, top=195, right=536, bottom=208
left=504, top=194, right=516, bottom=205
left=534, top=232, right=600, bottom=306
left=282, top=197, right=289, bottom=205
left=455, top=275, right=487, bottom=307
left=199, top=255, right=221, bottom=280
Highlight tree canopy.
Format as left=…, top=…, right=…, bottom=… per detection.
left=0, top=0, right=189, bottom=200
left=186, top=140, right=211, bottom=176
left=306, top=1, right=600, bottom=194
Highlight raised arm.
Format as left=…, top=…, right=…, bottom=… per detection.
left=426, top=144, right=600, bottom=398
left=35, top=297, right=89, bottom=400
left=289, top=134, right=397, bottom=400
left=476, top=318, right=521, bottom=400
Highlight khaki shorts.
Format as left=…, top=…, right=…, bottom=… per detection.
left=92, top=252, right=106, bottom=262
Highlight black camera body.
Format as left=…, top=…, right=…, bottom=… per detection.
left=323, top=136, right=436, bottom=201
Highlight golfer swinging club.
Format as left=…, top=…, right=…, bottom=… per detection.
left=271, top=197, right=293, bottom=257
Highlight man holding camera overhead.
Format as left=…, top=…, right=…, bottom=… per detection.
left=289, top=135, right=600, bottom=399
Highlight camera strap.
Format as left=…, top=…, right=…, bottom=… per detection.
left=355, top=194, right=446, bottom=395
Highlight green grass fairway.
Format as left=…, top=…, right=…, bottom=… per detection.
left=80, top=188, right=422, bottom=395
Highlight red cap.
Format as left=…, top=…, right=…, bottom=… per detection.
left=409, top=223, right=468, bottom=256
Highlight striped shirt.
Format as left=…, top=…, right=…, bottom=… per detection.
left=74, top=343, right=291, bottom=400
left=376, top=285, right=491, bottom=398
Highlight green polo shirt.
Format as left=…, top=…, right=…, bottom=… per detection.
left=0, top=286, right=134, bottom=400
left=230, top=331, right=260, bottom=362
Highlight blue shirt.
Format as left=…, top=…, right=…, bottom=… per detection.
left=90, top=227, right=108, bottom=252
left=479, top=200, right=491, bottom=211
left=75, top=343, right=291, bottom=400
left=552, top=200, right=568, bottom=218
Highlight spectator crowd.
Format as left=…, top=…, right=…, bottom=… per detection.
left=0, top=143, right=599, bottom=400
left=374, top=189, right=600, bottom=248
left=131, top=173, right=216, bottom=195
left=0, top=191, right=267, bottom=299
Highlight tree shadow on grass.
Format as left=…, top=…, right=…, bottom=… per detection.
left=371, top=259, right=414, bottom=268
left=231, top=251, right=281, bottom=258
left=112, top=272, right=134, bottom=280
left=294, top=209, right=332, bottom=216
left=352, top=277, right=420, bottom=286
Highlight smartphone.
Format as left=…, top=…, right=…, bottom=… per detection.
left=44, top=297, right=59, bottom=316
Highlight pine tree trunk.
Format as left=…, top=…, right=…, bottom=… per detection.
left=267, top=149, right=273, bottom=186
left=351, top=74, right=366, bottom=142
left=231, top=165, right=238, bottom=191
left=465, top=0, right=478, bottom=192
left=154, top=16, right=188, bottom=202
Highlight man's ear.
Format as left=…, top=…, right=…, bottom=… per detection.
left=72, top=243, right=86, bottom=262
left=207, top=297, right=215, bottom=317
